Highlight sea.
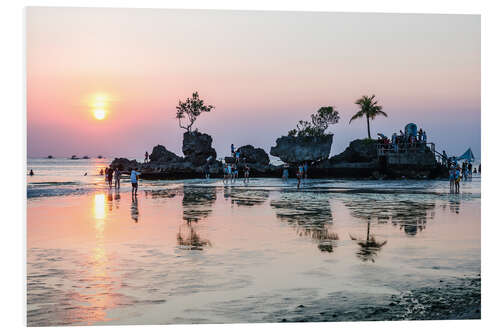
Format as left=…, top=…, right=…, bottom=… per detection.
left=27, top=157, right=481, bottom=325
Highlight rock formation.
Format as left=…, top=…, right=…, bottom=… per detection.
left=182, top=131, right=217, bottom=166
left=149, top=145, right=182, bottom=163
left=270, top=134, right=333, bottom=164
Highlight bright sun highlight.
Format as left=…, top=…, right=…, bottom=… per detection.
left=93, top=109, right=106, bottom=120
left=90, top=94, right=110, bottom=120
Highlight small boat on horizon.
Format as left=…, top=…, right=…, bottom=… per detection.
left=70, top=155, right=79, bottom=160
left=82, top=156, right=90, bottom=159
left=47, top=155, right=53, bottom=159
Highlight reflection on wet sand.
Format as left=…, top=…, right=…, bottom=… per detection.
left=349, top=221, right=387, bottom=263
left=131, top=196, right=139, bottom=223
left=270, top=192, right=338, bottom=252
left=343, top=195, right=437, bottom=236
left=70, top=193, right=126, bottom=324
left=177, top=186, right=216, bottom=250
left=223, top=187, right=270, bottom=207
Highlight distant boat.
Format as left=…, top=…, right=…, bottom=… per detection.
left=82, top=155, right=90, bottom=159
left=47, top=155, right=53, bottom=159
left=97, top=155, right=103, bottom=159
left=70, top=155, right=79, bottom=160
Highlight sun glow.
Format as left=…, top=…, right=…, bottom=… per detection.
left=90, top=94, right=110, bottom=120
left=93, top=109, right=107, bottom=120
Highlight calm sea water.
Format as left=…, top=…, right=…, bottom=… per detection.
left=27, top=158, right=481, bottom=325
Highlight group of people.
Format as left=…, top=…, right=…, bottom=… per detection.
left=381, top=128, right=428, bottom=153
left=448, top=160, right=478, bottom=193
left=222, top=162, right=250, bottom=184
left=282, top=162, right=308, bottom=189
left=102, top=166, right=141, bottom=196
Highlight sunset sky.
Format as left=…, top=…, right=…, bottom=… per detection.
left=27, top=7, right=480, bottom=160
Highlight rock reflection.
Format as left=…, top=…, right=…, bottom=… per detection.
left=271, top=192, right=338, bottom=252
left=343, top=195, right=436, bottom=236
left=224, top=188, right=269, bottom=207
left=177, top=186, right=216, bottom=250
left=182, top=186, right=217, bottom=223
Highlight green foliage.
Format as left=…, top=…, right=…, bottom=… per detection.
left=176, top=92, right=215, bottom=132
left=288, top=106, right=340, bottom=137
left=349, top=94, right=387, bottom=139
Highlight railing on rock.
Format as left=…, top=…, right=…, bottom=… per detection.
left=376, top=142, right=436, bottom=157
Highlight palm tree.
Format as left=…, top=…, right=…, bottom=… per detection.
left=349, top=95, right=387, bottom=139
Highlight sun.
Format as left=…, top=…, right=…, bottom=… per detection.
left=93, top=109, right=107, bottom=120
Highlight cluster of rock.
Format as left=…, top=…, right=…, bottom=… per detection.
left=110, top=131, right=444, bottom=180
left=270, top=134, right=333, bottom=164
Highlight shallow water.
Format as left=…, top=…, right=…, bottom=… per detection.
left=27, top=173, right=481, bottom=326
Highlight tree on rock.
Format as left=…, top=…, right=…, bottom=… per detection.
left=349, top=95, right=387, bottom=139
left=288, top=106, right=340, bottom=137
left=175, top=92, right=214, bottom=132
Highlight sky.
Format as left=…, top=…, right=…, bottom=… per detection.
left=27, top=7, right=480, bottom=160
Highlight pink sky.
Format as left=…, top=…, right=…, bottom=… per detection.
left=27, top=7, right=480, bottom=160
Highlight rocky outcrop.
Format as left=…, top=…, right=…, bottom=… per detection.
left=270, top=134, right=333, bottom=164
left=149, top=145, right=182, bottom=163
left=237, top=145, right=270, bottom=165
left=313, top=139, right=442, bottom=179
left=329, top=139, right=378, bottom=163
left=110, top=158, right=141, bottom=171
left=182, top=131, right=217, bottom=167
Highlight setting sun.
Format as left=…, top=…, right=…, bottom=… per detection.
left=93, top=109, right=106, bottom=120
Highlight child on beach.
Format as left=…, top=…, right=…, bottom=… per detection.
left=243, top=164, right=250, bottom=183
left=130, top=168, right=141, bottom=196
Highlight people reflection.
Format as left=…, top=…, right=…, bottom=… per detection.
left=106, top=190, right=113, bottom=212
left=131, top=195, right=139, bottom=223
left=114, top=188, right=121, bottom=209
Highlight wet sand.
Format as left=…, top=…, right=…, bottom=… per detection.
left=27, top=179, right=481, bottom=325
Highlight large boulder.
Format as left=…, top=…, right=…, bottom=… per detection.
left=182, top=131, right=217, bottom=167
left=110, top=158, right=140, bottom=172
left=149, top=144, right=182, bottom=163
left=237, top=145, right=270, bottom=165
left=329, top=139, right=378, bottom=163
left=270, top=134, right=333, bottom=164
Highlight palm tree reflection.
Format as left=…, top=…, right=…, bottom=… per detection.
left=349, top=220, right=387, bottom=263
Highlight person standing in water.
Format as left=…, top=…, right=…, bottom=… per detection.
left=29, top=169, right=34, bottom=176
left=244, top=164, right=250, bottom=183
left=303, top=162, right=309, bottom=179
left=296, top=165, right=302, bottom=189
left=282, top=164, right=289, bottom=182
left=454, top=167, right=461, bottom=193
left=130, top=168, right=141, bottom=196
left=106, top=167, right=114, bottom=188
left=449, top=167, right=456, bottom=192
left=114, top=168, right=121, bottom=189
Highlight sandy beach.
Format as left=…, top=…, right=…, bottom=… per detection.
left=27, top=171, right=480, bottom=325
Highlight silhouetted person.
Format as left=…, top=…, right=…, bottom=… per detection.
left=130, top=168, right=141, bottom=196
left=29, top=169, right=34, bottom=176
left=144, top=151, right=149, bottom=163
